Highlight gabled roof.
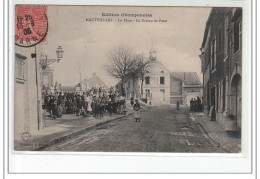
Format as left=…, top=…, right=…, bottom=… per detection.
left=170, top=72, right=201, bottom=85
left=76, top=74, right=108, bottom=89
left=86, top=75, right=108, bottom=89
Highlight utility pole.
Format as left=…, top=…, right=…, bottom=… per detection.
left=77, top=63, right=82, bottom=92
left=34, top=45, right=43, bottom=130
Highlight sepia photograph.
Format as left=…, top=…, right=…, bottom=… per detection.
left=14, top=5, right=242, bottom=153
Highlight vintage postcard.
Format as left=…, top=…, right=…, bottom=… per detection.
left=13, top=5, right=244, bottom=154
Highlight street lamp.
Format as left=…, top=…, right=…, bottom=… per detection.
left=56, top=45, right=64, bottom=60
left=40, top=46, right=64, bottom=69
left=31, top=45, right=64, bottom=130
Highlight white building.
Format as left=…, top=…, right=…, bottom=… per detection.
left=124, top=46, right=171, bottom=105
left=142, top=46, right=171, bottom=105
left=14, top=46, right=41, bottom=144
left=122, top=46, right=202, bottom=106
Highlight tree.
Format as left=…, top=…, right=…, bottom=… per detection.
left=105, top=46, right=150, bottom=99
left=105, top=46, right=135, bottom=89
left=132, top=54, right=150, bottom=97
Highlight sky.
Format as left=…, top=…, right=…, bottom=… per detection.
left=38, top=6, right=211, bottom=87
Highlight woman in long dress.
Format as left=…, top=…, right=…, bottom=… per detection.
left=133, top=99, right=141, bottom=122
left=87, top=95, right=92, bottom=113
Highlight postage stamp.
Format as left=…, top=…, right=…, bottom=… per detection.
left=15, top=5, right=48, bottom=47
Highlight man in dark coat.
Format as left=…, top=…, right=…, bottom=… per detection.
left=190, top=99, right=193, bottom=111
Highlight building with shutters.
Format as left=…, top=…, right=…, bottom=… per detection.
left=122, top=46, right=171, bottom=106
left=200, top=7, right=242, bottom=132
left=121, top=46, right=202, bottom=106
left=14, top=47, right=40, bottom=143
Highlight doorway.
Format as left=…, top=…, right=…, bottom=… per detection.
left=160, top=89, right=165, bottom=102
left=231, top=74, right=242, bottom=132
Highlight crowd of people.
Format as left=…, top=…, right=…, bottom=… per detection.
left=43, top=86, right=127, bottom=119
left=190, top=97, right=203, bottom=112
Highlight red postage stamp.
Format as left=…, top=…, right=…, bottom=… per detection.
left=15, top=5, right=48, bottom=47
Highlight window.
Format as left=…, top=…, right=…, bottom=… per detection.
left=214, top=38, right=217, bottom=69
left=216, top=84, right=219, bottom=112
left=160, top=77, right=165, bottom=84
left=222, top=78, right=226, bottom=110
left=239, top=22, right=242, bottom=50
left=224, top=14, right=229, bottom=58
left=145, top=76, right=150, bottom=84
left=145, top=89, right=150, bottom=97
left=210, top=38, right=216, bottom=71
left=15, top=55, right=25, bottom=79
left=218, top=26, right=222, bottom=52
left=206, top=48, right=210, bottom=67
left=210, top=42, right=213, bottom=69
left=161, top=71, right=164, bottom=73
left=234, top=20, right=242, bottom=53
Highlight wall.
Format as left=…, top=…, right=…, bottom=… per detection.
left=201, top=8, right=242, bottom=133
left=142, top=60, right=171, bottom=105
left=183, top=87, right=203, bottom=106
left=15, top=46, right=39, bottom=140
left=170, top=76, right=182, bottom=104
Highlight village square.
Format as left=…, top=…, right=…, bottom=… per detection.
left=14, top=6, right=241, bottom=152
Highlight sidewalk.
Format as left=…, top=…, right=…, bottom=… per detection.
left=14, top=107, right=134, bottom=151
left=191, top=112, right=241, bottom=153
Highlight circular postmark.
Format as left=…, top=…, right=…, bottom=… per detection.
left=15, top=5, right=48, bottom=47
left=21, top=132, right=31, bottom=141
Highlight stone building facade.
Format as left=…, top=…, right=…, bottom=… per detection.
left=200, top=8, right=242, bottom=132
left=14, top=46, right=40, bottom=142
left=122, top=46, right=171, bottom=106
left=142, top=47, right=171, bottom=105
left=122, top=47, right=202, bottom=106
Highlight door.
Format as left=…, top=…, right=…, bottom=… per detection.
left=211, top=87, right=215, bottom=107
left=160, top=89, right=165, bottom=102
left=231, top=74, right=242, bottom=131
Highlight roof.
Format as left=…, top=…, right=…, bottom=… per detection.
left=170, top=72, right=202, bottom=85
left=76, top=74, right=108, bottom=89
left=147, top=60, right=170, bottom=74
left=86, top=76, right=108, bottom=89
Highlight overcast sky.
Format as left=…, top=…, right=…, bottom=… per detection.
left=39, top=6, right=211, bottom=87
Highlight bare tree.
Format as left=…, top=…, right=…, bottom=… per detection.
left=132, top=54, right=150, bottom=97
left=105, top=46, right=150, bottom=98
left=105, top=46, right=135, bottom=89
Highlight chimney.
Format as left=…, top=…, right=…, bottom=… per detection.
left=93, top=73, right=96, bottom=77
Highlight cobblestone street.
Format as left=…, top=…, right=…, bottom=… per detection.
left=42, top=106, right=225, bottom=152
